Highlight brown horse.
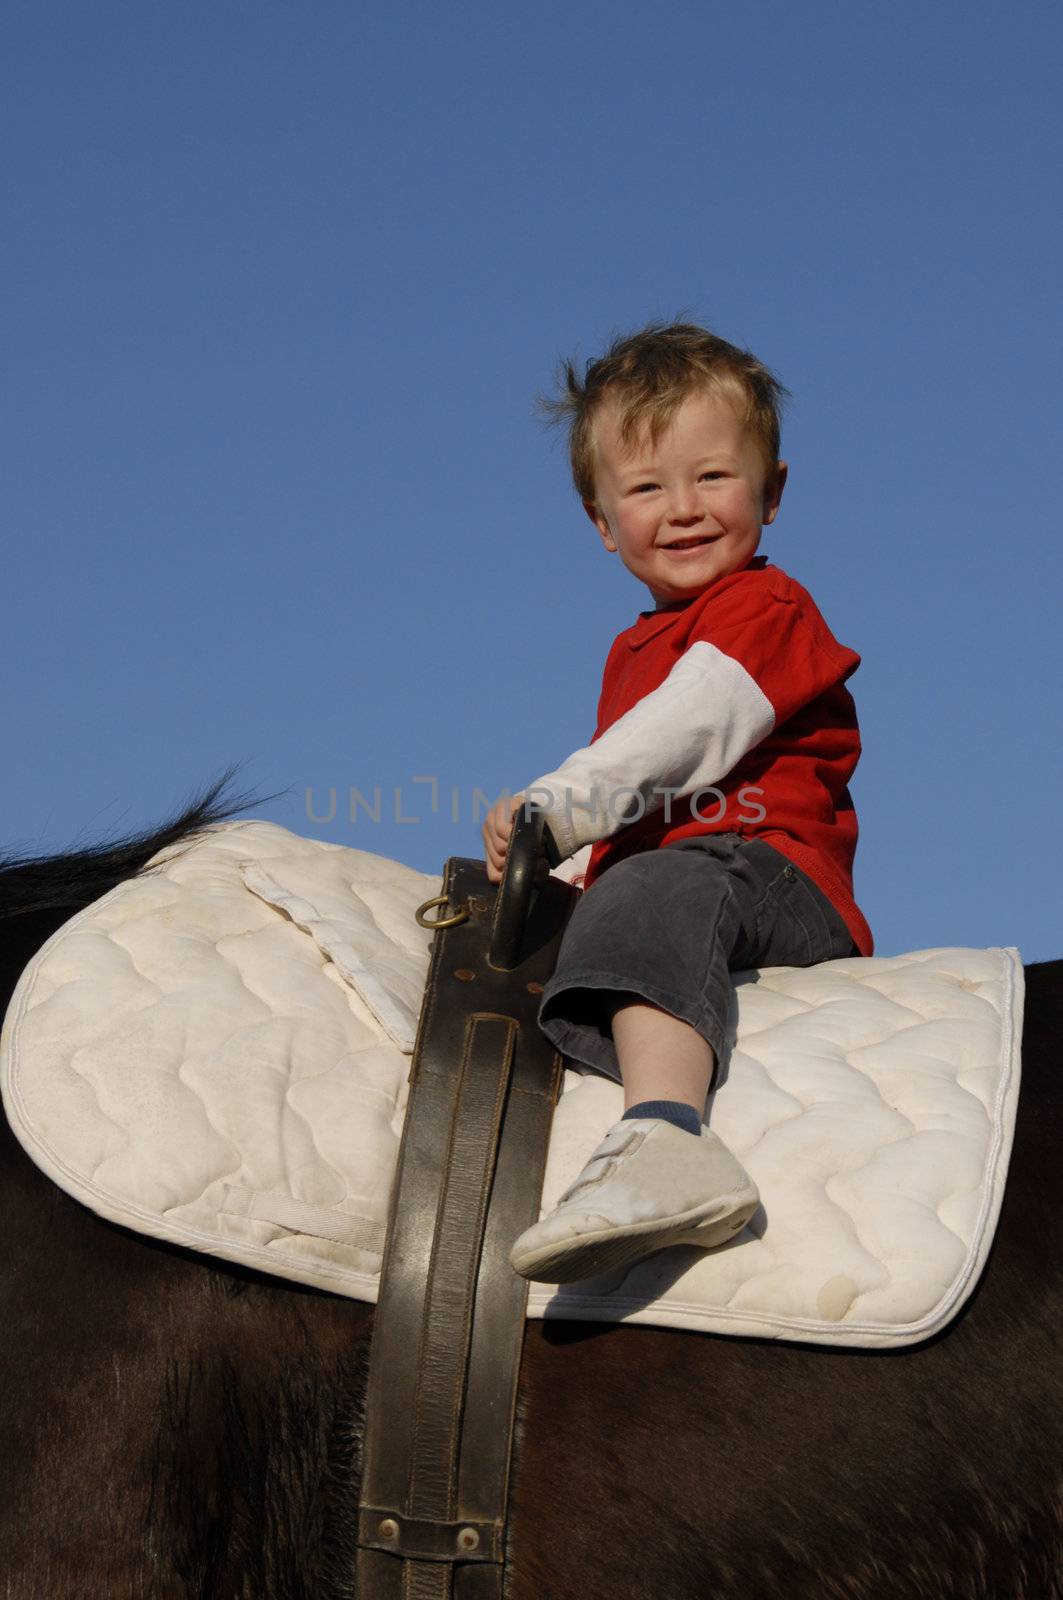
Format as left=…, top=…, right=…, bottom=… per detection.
left=1, top=776, right=1060, bottom=1599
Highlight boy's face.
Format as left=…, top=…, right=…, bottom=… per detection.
left=585, top=385, right=787, bottom=606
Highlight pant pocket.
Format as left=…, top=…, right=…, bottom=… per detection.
left=752, top=861, right=852, bottom=968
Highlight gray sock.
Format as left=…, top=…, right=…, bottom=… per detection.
left=622, top=1099, right=702, bottom=1137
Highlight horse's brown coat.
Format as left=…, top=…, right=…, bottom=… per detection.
left=0, top=787, right=1060, bottom=1599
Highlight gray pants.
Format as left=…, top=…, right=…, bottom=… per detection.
left=537, top=833, right=859, bottom=1085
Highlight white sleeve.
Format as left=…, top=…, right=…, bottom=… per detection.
left=527, top=640, right=774, bottom=860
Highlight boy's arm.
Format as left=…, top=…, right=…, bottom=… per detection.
left=526, top=639, right=774, bottom=860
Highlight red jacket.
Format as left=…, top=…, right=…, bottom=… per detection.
left=528, top=557, right=873, bottom=956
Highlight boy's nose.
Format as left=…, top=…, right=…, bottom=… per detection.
left=667, top=488, right=703, bottom=524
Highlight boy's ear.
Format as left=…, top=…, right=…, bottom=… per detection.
left=584, top=499, right=617, bottom=552
left=762, top=462, right=788, bottom=526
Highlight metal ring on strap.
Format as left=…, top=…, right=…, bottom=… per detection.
left=415, top=893, right=470, bottom=930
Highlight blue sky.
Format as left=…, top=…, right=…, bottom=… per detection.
left=4, top=1, right=1060, bottom=963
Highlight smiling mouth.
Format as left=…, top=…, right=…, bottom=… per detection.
left=664, top=536, right=717, bottom=550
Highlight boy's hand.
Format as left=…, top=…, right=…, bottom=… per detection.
left=483, top=792, right=526, bottom=885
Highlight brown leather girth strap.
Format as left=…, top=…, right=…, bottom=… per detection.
left=356, top=854, right=577, bottom=1600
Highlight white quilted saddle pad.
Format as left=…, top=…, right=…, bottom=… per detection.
left=0, top=821, right=1024, bottom=1349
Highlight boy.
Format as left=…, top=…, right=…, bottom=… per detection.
left=483, top=322, right=872, bottom=1286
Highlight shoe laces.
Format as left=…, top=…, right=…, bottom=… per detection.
left=556, top=1125, right=641, bottom=1205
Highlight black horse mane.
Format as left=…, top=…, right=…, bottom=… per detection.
left=0, top=763, right=272, bottom=922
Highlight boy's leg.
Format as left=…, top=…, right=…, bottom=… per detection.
left=533, top=833, right=856, bottom=1088
left=511, top=841, right=760, bottom=1282
left=607, top=838, right=856, bottom=1116
left=610, top=1000, right=715, bottom=1114
left=532, top=836, right=755, bottom=1090
left=511, top=834, right=858, bottom=1283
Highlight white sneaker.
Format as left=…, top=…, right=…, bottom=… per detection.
left=510, top=1118, right=759, bottom=1284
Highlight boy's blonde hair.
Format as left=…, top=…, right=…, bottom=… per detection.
left=543, top=321, right=790, bottom=504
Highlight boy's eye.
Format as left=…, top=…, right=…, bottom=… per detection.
left=633, top=482, right=659, bottom=494
left=700, top=471, right=725, bottom=481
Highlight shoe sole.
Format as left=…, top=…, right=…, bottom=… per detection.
left=512, top=1191, right=760, bottom=1285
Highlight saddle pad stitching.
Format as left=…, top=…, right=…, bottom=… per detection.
left=1, top=874, right=394, bottom=1292
left=2, top=822, right=1023, bottom=1350
left=239, top=859, right=421, bottom=1052
left=531, top=947, right=1023, bottom=1342
left=220, top=1185, right=385, bottom=1252
left=6, top=1064, right=386, bottom=1289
